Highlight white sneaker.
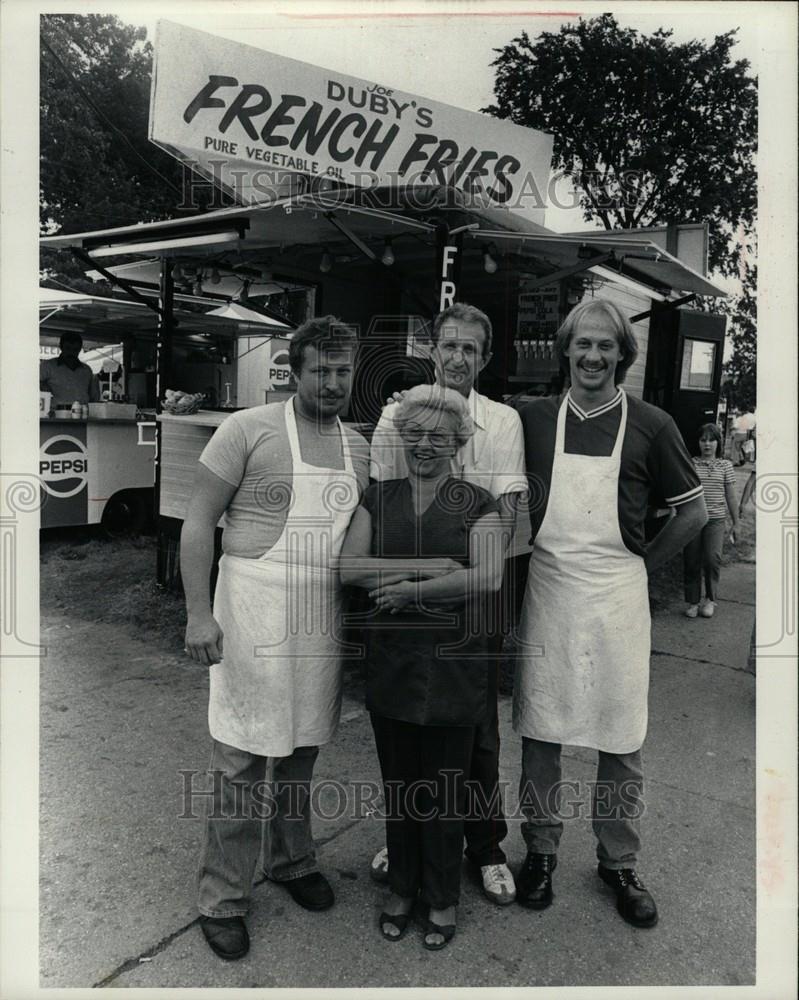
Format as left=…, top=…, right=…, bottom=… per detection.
left=684, top=604, right=699, bottom=618
left=480, top=863, right=517, bottom=905
left=370, top=846, right=390, bottom=884
left=700, top=600, right=716, bottom=618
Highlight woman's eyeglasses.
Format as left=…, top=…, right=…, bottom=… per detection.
left=400, top=427, right=454, bottom=448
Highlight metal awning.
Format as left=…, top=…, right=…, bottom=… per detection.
left=207, top=302, right=291, bottom=330
left=41, top=195, right=726, bottom=300
left=80, top=259, right=308, bottom=303
left=38, top=288, right=246, bottom=343
left=40, top=195, right=437, bottom=259
left=463, top=230, right=726, bottom=298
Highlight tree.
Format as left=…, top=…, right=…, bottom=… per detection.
left=484, top=14, right=757, bottom=281
left=40, top=14, right=225, bottom=289
left=484, top=13, right=757, bottom=411
left=721, top=263, right=756, bottom=411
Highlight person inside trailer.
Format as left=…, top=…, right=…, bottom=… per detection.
left=40, top=332, right=100, bottom=405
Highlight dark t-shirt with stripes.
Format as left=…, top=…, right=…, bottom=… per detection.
left=519, top=390, right=703, bottom=557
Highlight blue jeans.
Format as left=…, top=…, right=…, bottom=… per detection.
left=683, top=517, right=726, bottom=604
left=519, top=737, right=644, bottom=869
left=197, top=739, right=320, bottom=918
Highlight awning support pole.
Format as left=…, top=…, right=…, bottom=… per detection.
left=71, top=248, right=164, bottom=318
left=156, top=260, right=175, bottom=407
left=154, top=260, right=175, bottom=575
left=512, top=251, right=614, bottom=290
left=630, top=293, right=696, bottom=324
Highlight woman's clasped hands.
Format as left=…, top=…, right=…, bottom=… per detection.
left=369, top=579, right=417, bottom=614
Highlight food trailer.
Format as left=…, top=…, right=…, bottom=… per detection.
left=40, top=20, right=727, bottom=578
left=38, top=288, right=291, bottom=531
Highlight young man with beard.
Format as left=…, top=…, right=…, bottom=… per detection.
left=369, top=302, right=527, bottom=907
left=513, top=298, right=707, bottom=927
left=181, top=316, right=369, bottom=960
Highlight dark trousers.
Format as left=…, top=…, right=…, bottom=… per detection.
left=463, top=663, right=508, bottom=865
left=463, top=582, right=513, bottom=867
left=683, top=517, right=726, bottom=604
left=370, top=713, right=475, bottom=909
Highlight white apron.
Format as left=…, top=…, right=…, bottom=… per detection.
left=512, top=390, right=651, bottom=754
left=209, top=398, right=358, bottom=757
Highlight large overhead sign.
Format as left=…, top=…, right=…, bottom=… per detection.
left=150, top=21, right=553, bottom=223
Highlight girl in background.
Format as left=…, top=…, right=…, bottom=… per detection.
left=683, top=423, right=738, bottom=619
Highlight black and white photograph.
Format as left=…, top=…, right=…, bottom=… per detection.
left=0, top=1, right=796, bottom=996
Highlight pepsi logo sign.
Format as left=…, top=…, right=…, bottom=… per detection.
left=267, top=347, right=294, bottom=389
left=40, top=435, right=89, bottom=498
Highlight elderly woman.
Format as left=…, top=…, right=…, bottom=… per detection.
left=340, top=385, right=505, bottom=950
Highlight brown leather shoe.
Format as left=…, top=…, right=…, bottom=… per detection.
left=516, top=852, right=556, bottom=909
left=597, top=865, right=659, bottom=928
left=199, top=915, right=250, bottom=960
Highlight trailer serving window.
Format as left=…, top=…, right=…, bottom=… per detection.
left=679, top=338, right=717, bottom=391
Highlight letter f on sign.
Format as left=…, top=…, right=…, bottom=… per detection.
left=441, top=245, right=457, bottom=279
left=184, top=76, right=239, bottom=124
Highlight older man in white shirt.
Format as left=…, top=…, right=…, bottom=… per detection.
left=369, top=302, right=527, bottom=905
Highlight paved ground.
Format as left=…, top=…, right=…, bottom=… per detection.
left=39, top=556, right=756, bottom=988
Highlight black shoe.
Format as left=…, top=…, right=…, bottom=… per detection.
left=597, top=865, right=659, bottom=928
left=282, top=872, right=335, bottom=911
left=199, top=915, right=250, bottom=960
left=516, top=852, right=556, bottom=909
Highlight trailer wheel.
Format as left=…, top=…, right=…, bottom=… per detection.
left=101, top=491, right=147, bottom=537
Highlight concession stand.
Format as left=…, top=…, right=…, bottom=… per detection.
left=40, top=19, right=727, bottom=580
left=38, top=287, right=291, bottom=531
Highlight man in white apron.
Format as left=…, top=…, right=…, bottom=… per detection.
left=181, top=316, right=369, bottom=960
left=370, top=303, right=527, bottom=906
left=513, top=299, right=708, bottom=928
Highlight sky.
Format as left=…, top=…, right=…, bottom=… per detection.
left=121, top=1, right=763, bottom=289
left=132, top=2, right=763, bottom=123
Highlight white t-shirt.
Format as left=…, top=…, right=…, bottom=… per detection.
left=369, top=387, right=527, bottom=500
left=199, top=401, right=369, bottom=558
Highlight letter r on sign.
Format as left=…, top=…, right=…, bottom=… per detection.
left=440, top=280, right=456, bottom=311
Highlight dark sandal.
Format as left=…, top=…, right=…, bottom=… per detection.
left=379, top=910, right=412, bottom=941
left=418, top=909, right=456, bottom=951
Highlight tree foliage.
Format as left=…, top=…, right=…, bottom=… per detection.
left=39, top=14, right=228, bottom=290
left=41, top=14, right=186, bottom=235
left=721, top=263, right=756, bottom=411
left=484, top=13, right=757, bottom=280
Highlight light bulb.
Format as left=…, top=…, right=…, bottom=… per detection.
left=381, top=240, right=395, bottom=266
left=483, top=247, right=498, bottom=275
left=319, top=251, right=333, bottom=274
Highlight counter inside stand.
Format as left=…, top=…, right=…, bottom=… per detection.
left=42, top=417, right=141, bottom=425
